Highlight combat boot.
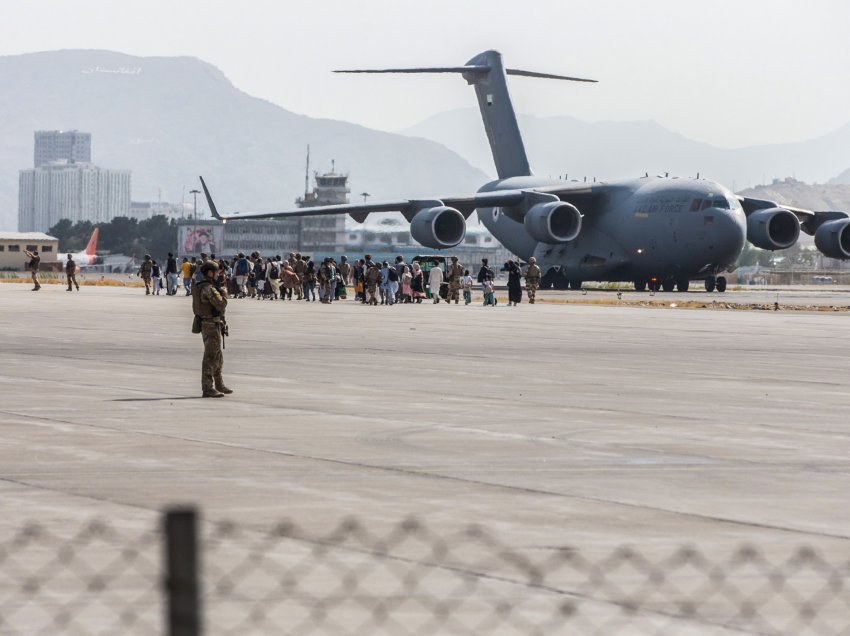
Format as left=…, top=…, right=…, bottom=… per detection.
left=202, top=389, right=224, bottom=398
left=215, top=380, right=233, bottom=395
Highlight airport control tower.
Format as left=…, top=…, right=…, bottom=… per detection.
left=295, top=147, right=348, bottom=253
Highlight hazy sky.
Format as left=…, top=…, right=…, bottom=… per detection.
left=2, top=0, right=849, bottom=148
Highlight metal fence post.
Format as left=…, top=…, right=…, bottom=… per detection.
left=165, top=507, right=201, bottom=636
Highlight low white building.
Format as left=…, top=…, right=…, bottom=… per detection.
left=0, top=232, right=58, bottom=271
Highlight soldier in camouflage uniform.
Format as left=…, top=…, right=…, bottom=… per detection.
left=138, top=254, right=153, bottom=295
left=193, top=261, right=232, bottom=398
left=525, top=256, right=542, bottom=304
left=364, top=261, right=382, bottom=305
left=65, top=254, right=80, bottom=291
left=292, top=253, right=305, bottom=300
left=446, top=256, right=464, bottom=304
left=24, top=249, right=41, bottom=291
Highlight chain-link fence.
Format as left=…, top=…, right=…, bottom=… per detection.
left=0, top=519, right=161, bottom=635
left=2, top=509, right=849, bottom=635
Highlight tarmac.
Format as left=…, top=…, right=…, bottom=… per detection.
left=2, top=282, right=850, bottom=556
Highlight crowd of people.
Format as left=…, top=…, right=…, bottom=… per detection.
left=138, top=251, right=544, bottom=305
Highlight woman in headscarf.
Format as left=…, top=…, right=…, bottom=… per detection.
left=266, top=257, right=281, bottom=300
left=411, top=262, right=426, bottom=303
left=506, top=260, right=522, bottom=306
left=302, top=260, right=317, bottom=301
left=281, top=260, right=296, bottom=301
left=401, top=265, right=413, bottom=303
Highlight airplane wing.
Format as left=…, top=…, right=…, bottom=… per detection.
left=200, top=176, right=593, bottom=224
left=738, top=195, right=849, bottom=235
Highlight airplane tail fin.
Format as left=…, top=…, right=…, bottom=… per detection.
left=335, top=51, right=595, bottom=179
left=199, top=176, right=224, bottom=221
left=85, top=228, right=99, bottom=256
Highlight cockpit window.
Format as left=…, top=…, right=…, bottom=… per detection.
left=712, top=198, right=730, bottom=209
left=700, top=199, right=712, bottom=210
left=689, top=199, right=702, bottom=212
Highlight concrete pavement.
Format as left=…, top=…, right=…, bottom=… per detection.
left=1, top=283, right=849, bottom=558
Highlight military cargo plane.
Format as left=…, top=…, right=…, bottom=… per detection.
left=200, top=50, right=850, bottom=292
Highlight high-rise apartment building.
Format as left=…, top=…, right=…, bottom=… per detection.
left=18, top=162, right=131, bottom=232
left=33, top=130, right=91, bottom=167
left=18, top=131, right=130, bottom=232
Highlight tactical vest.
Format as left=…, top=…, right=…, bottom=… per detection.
left=192, top=280, right=217, bottom=318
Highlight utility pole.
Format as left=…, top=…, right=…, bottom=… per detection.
left=304, top=145, right=310, bottom=199
left=189, top=189, right=200, bottom=221
left=360, top=192, right=371, bottom=203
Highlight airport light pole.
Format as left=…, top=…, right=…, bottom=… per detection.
left=189, top=189, right=201, bottom=220
left=360, top=192, right=371, bottom=203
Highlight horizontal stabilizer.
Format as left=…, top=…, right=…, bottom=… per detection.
left=335, top=66, right=596, bottom=83
left=336, top=51, right=596, bottom=177
left=335, top=66, right=490, bottom=75
left=506, top=69, right=597, bottom=83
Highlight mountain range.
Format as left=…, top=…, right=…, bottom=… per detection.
left=401, top=109, right=850, bottom=191
left=0, top=50, right=487, bottom=230
left=737, top=178, right=850, bottom=213
left=3, top=49, right=849, bottom=233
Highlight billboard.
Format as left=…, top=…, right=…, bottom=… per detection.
left=179, top=225, right=224, bottom=256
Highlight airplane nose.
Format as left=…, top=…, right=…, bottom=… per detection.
left=712, top=209, right=747, bottom=265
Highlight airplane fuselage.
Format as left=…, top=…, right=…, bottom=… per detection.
left=479, top=175, right=747, bottom=283
left=71, top=252, right=101, bottom=267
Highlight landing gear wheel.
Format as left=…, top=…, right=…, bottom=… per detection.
left=716, top=276, right=727, bottom=293
left=704, top=276, right=716, bottom=293
left=661, top=279, right=675, bottom=292
left=554, top=276, right=570, bottom=290
left=634, top=280, right=647, bottom=292
left=569, top=280, right=583, bottom=290
left=676, top=278, right=690, bottom=292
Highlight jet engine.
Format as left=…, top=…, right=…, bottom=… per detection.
left=523, top=201, right=582, bottom=244
left=814, top=218, right=850, bottom=260
left=746, top=208, right=800, bottom=250
left=409, top=206, right=466, bottom=249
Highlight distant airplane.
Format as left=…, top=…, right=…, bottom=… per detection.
left=200, top=50, right=850, bottom=292
left=63, top=228, right=102, bottom=270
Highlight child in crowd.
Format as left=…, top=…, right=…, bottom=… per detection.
left=461, top=269, right=474, bottom=305
left=151, top=260, right=162, bottom=295
left=483, top=274, right=496, bottom=306
left=401, top=266, right=413, bottom=303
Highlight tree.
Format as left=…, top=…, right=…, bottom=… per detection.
left=48, top=219, right=73, bottom=244
left=138, top=215, right=177, bottom=261
left=48, top=219, right=93, bottom=252
left=45, top=216, right=178, bottom=261
left=101, top=217, right=140, bottom=257
left=737, top=244, right=774, bottom=268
